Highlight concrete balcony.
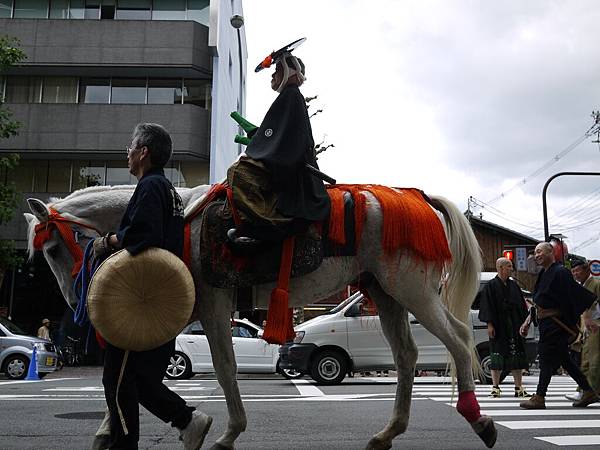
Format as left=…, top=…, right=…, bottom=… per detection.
left=0, top=103, right=210, bottom=160
left=0, top=18, right=211, bottom=78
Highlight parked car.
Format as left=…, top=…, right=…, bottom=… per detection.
left=166, top=318, right=300, bottom=380
left=0, top=316, right=58, bottom=380
left=279, top=273, right=538, bottom=385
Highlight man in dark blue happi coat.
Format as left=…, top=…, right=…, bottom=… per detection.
left=520, top=242, right=598, bottom=410
left=92, top=123, right=212, bottom=450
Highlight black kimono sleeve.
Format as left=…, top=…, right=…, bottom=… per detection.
left=478, top=280, right=497, bottom=326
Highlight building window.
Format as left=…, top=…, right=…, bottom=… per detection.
left=42, top=77, right=78, bottom=103
left=111, top=78, right=146, bottom=104
left=47, top=160, right=71, bottom=192
left=147, top=79, right=180, bottom=104
left=152, top=0, right=184, bottom=20
left=13, top=0, right=47, bottom=18
left=183, top=79, right=210, bottom=108
left=100, top=0, right=115, bottom=19
left=0, top=0, right=12, bottom=17
left=106, top=160, right=134, bottom=185
left=179, top=161, right=208, bottom=187
left=79, top=77, right=110, bottom=103
left=32, top=160, right=49, bottom=192
left=49, top=0, right=69, bottom=18
left=6, top=159, right=35, bottom=192
left=72, top=161, right=105, bottom=189
left=4, top=76, right=42, bottom=103
left=187, top=0, right=209, bottom=24
left=116, top=0, right=150, bottom=20
left=69, top=0, right=84, bottom=18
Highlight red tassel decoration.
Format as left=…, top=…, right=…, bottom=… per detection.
left=262, top=237, right=296, bottom=345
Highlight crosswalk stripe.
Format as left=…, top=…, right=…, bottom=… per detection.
left=535, top=435, right=600, bottom=446
left=497, top=419, right=600, bottom=429
left=481, top=409, right=600, bottom=416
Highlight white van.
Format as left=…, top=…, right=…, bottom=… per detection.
left=278, top=274, right=538, bottom=385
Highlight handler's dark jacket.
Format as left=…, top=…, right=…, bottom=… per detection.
left=478, top=276, right=528, bottom=329
left=116, top=167, right=185, bottom=257
left=533, top=262, right=597, bottom=338
left=245, top=84, right=330, bottom=222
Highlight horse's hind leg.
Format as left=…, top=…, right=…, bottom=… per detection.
left=406, top=290, right=497, bottom=448
left=197, top=285, right=247, bottom=449
left=364, top=281, right=418, bottom=450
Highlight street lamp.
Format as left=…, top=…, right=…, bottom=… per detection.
left=230, top=14, right=244, bottom=154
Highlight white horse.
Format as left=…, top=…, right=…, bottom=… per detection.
left=25, top=184, right=496, bottom=450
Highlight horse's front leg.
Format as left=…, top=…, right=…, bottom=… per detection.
left=364, top=282, right=418, bottom=450
left=197, top=285, right=247, bottom=449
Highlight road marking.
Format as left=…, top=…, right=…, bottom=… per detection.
left=481, top=409, right=600, bottom=416
left=0, top=377, right=79, bottom=386
left=496, top=419, right=600, bottom=429
left=460, top=402, right=600, bottom=408
left=291, top=379, right=325, bottom=397
left=535, top=435, right=600, bottom=446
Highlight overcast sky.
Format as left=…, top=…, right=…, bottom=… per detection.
left=242, top=1, right=600, bottom=260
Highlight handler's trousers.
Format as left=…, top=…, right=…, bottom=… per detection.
left=536, top=332, right=593, bottom=397
left=581, top=325, right=600, bottom=392
left=103, top=339, right=194, bottom=450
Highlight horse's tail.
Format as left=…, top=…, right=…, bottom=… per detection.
left=428, top=195, right=483, bottom=374
left=430, top=195, right=482, bottom=323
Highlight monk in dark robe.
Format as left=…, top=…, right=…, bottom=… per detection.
left=226, top=52, right=330, bottom=245
left=478, top=257, right=530, bottom=398
left=520, top=242, right=598, bottom=410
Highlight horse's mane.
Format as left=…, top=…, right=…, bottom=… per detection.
left=25, top=183, right=212, bottom=260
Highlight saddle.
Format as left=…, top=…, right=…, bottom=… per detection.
left=200, top=200, right=322, bottom=288
left=198, top=191, right=357, bottom=289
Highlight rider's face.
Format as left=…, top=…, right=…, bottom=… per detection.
left=271, top=63, right=284, bottom=91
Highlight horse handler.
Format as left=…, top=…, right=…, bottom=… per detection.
left=91, top=123, right=212, bottom=450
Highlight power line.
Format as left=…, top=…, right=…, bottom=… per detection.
left=485, top=118, right=600, bottom=205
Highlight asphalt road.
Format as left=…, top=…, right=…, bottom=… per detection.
left=0, top=368, right=596, bottom=449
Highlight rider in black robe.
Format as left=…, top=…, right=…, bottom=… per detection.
left=227, top=53, right=330, bottom=244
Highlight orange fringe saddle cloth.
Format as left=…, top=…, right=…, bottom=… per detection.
left=326, top=184, right=452, bottom=268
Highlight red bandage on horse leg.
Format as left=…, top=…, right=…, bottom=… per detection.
left=456, top=391, right=481, bottom=423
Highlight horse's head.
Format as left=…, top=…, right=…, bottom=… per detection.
left=25, top=186, right=135, bottom=310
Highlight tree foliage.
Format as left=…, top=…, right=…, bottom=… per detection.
left=0, top=36, right=26, bottom=285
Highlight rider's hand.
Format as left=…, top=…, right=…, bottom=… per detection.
left=487, top=323, right=495, bottom=339
left=92, top=233, right=116, bottom=263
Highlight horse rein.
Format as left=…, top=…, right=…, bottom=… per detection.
left=33, top=208, right=103, bottom=278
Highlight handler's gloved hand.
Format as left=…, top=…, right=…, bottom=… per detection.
left=92, top=232, right=116, bottom=264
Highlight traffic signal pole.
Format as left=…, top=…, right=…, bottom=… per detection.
left=542, top=171, right=600, bottom=241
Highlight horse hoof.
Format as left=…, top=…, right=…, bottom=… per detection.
left=209, top=444, right=233, bottom=450
left=471, top=415, right=497, bottom=448
left=365, top=437, right=392, bottom=450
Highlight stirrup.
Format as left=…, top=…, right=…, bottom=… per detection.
left=226, top=228, right=262, bottom=250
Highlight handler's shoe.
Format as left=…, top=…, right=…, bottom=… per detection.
left=573, top=390, right=600, bottom=408
left=180, top=411, right=213, bottom=450
left=565, top=391, right=583, bottom=401
left=520, top=394, right=545, bottom=409
left=515, top=387, right=532, bottom=398
left=488, top=386, right=501, bottom=398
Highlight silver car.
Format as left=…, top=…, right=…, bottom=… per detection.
left=0, top=317, right=58, bottom=380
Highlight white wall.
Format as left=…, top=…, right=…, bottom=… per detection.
left=208, top=0, right=247, bottom=183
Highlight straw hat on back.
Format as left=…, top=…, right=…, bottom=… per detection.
left=87, top=248, right=195, bottom=351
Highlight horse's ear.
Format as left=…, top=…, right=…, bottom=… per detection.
left=23, top=212, right=36, bottom=225
left=27, top=198, right=49, bottom=222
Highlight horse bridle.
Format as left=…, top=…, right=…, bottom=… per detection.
left=33, top=208, right=103, bottom=278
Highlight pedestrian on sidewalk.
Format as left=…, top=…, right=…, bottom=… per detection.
left=478, top=257, right=531, bottom=398
left=520, top=242, right=598, bottom=410
left=37, top=318, right=51, bottom=341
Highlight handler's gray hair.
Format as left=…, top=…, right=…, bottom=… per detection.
left=536, top=242, right=554, bottom=253
left=495, top=257, right=512, bottom=270
left=132, top=123, right=172, bottom=168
